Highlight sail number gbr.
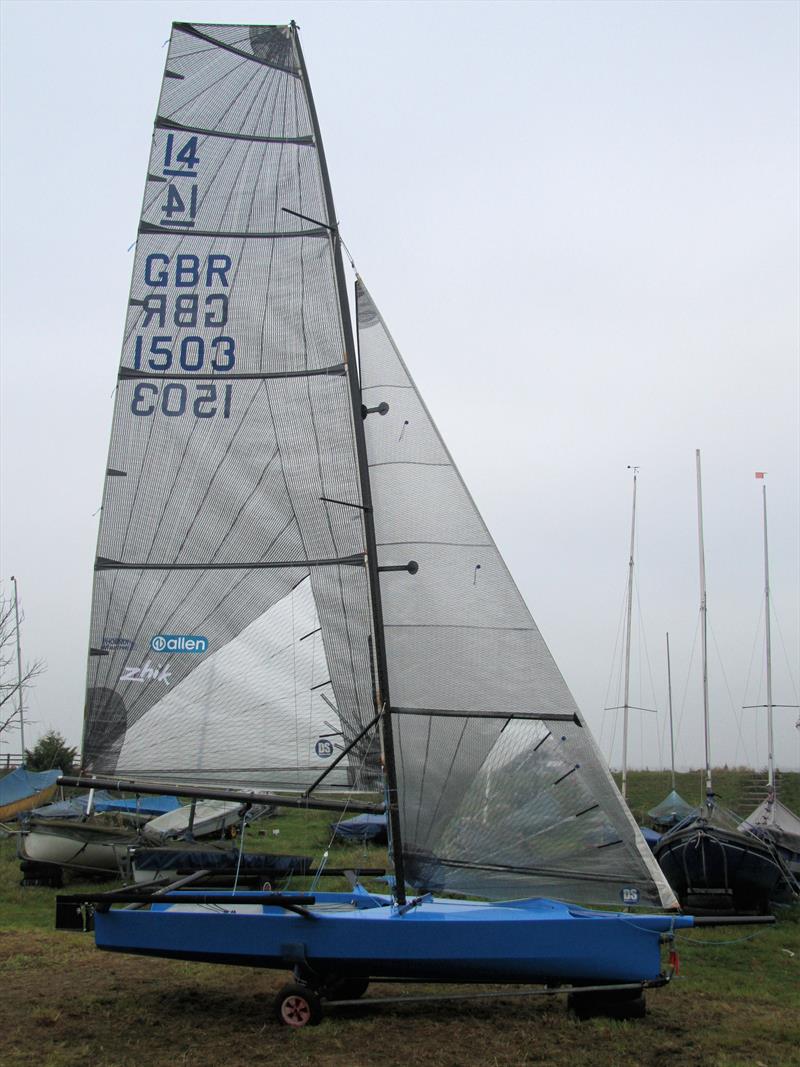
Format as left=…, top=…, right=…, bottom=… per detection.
left=130, top=253, right=237, bottom=420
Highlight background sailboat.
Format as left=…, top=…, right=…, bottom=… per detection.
left=738, top=477, right=800, bottom=877
left=652, top=452, right=796, bottom=911
left=647, top=633, right=695, bottom=832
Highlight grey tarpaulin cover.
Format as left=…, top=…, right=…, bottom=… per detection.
left=648, top=790, right=697, bottom=830
left=741, top=796, right=800, bottom=856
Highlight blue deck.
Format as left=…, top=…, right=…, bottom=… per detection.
left=94, top=890, right=692, bottom=984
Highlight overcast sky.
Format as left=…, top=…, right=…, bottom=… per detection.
left=1, top=0, right=798, bottom=787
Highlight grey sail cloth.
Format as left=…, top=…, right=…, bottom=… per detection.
left=82, top=23, right=379, bottom=791
left=648, top=790, right=697, bottom=828
left=741, top=797, right=800, bottom=855
left=357, top=279, right=678, bottom=909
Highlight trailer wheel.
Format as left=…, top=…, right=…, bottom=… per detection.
left=274, top=983, right=323, bottom=1027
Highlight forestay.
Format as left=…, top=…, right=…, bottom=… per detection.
left=357, top=280, right=677, bottom=908
left=83, top=24, right=378, bottom=791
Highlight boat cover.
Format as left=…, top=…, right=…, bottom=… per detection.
left=639, top=826, right=662, bottom=847
left=30, top=791, right=180, bottom=820
left=132, top=847, right=311, bottom=876
left=647, top=790, right=696, bottom=829
left=0, top=768, right=60, bottom=819
left=332, top=813, right=388, bottom=843
left=740, top=796, right=800, bottom=855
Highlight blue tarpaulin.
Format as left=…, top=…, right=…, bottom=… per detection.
left=331, top=813, right=387, bottom=843
left=31, top=790, right=180, bottom=820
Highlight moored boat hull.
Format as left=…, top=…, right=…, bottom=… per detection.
left=653, top=824, right=796, bottom=912
left=19, top=819, right=135, bottom=876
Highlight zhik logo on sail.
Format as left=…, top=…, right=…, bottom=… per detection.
left=119, top=660, right=172, bottom=686
left=150, top=634, right=209, bottom=654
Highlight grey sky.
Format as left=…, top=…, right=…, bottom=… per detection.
left=1, top=0, right=798, bottom=781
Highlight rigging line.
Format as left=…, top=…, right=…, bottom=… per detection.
left=771, top=593, right=800, bottom=704
left=741, top=598, right=765, bottom=770
left=634, top=569, right=662, bottom=770
left=674, top=614, right=700, bottom=771
left=321, top=712, right=382, bottom=854
left=708, top=620, right=750, bottom=767
left=601, top=576, right=629, bottom=762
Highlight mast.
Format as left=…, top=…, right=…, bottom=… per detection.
left=695, top=450, right=712, bottom=798
left=761, top=483, right=775, bottom=790
left=290, top=24, right=407, bottom=903
left=666, top=632, right=676, bottom=792
left=621, top=468, right=638, bottom=801
left=10, top=576, right=26, bottom=765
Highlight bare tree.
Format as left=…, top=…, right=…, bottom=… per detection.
left=0, top=590, right=46, bottom=737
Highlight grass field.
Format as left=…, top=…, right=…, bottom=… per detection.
left=1, top=770, right=798, bottom=1067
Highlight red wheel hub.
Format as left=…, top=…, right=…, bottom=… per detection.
left=280, top=994, right=312, bottom=1027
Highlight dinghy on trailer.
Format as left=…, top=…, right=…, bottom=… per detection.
left=58, top=20, right=721, bottom=1024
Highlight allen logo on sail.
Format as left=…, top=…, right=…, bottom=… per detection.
left=150, top=634, right=209, bottom=654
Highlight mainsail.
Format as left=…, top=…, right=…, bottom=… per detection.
left=83, top=23, right=378, bottom=791
left=357, top=280, right=677, bottom=908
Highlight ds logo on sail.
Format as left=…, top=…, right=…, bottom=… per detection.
left=150, top=634, right=209, bottom=654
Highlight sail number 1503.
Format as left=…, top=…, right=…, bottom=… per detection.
left=130, top=333, right=235, bottom=419
left=131, top=381, right=233, bottom=419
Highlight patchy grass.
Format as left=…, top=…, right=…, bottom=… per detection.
left=1, top=772, right=799, bottom=1067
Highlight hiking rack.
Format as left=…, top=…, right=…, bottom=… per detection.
left=56, top=869, right=319, bottom=931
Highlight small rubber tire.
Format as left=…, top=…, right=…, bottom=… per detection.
left=274, top=983, right=323, bottom=1027
left=323, top=976, right=370, bottom=1001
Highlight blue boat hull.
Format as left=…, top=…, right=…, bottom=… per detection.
left=94, top=891, right=691, bottom=984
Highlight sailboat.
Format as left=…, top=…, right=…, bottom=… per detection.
left=647, top=633, right=695, bottom=833
left=652, top=452, right=797, bottom=913
left=738, top=478, right=800, bottom=877
left=54, top=20, right=732, bottom=1024
left=0, top=767, right=60, bottom=822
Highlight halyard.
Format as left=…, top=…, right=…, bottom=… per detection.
left=1, top=771, right=798, bottom=1067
